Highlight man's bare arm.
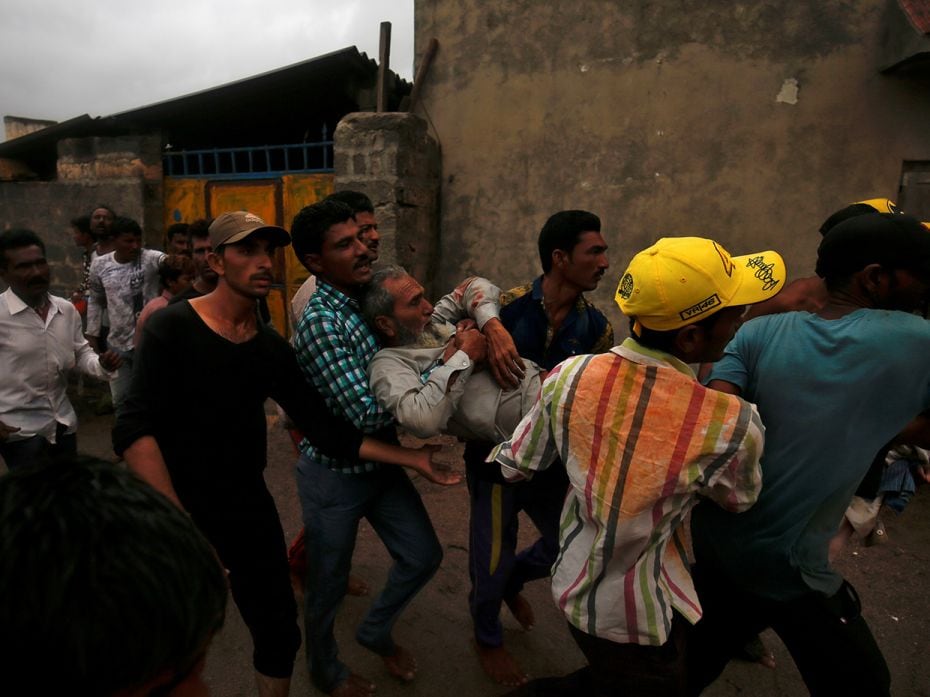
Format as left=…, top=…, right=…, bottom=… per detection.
left=123, top=435, right=184, bottom=509
left=359, top=439, right=462, bottom=485
left=483, top=317, right=525, bottom=389
left=706, top=379, right=742, bottom=396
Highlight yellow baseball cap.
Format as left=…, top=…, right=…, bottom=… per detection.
left=615, top=237, right=786, bottom=331
left=855, top=198, right=899, bottom=214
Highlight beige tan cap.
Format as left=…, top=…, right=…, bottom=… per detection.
left=615, top=236, right=787, bottom=331
left=208, top=211, right=291, bottom=250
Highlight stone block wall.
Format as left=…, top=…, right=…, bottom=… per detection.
left=0, top=179, right=148, bottom=298
left=0, top=133, right=164, bottom=298
left=334, top=112, right=442, bottom=295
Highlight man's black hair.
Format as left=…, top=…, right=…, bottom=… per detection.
left=166, top=222, right=189, bottom=239
left=818, top=203, right=884, bottom=236
left=188, top=218, right=211, bottom=242
left=112, top=216, right=143, bottom=237
left=816, top=213, right=930, bottom=291
left=0, top=457, right=226, bottom=695
left=90, top=203, right=116, bottom=217
left=158, top=254, right=195, bottom=288
left=0, top=228, right=45, bottom=269
left=538, top=210, right=602, bottom=274
left=326, top=190, right=375, bottom=215
left=630, top=311, right=725, bottom=354
left=291, top=199, right=356, bottom=262
left=70, top=214, right=92, bottom=236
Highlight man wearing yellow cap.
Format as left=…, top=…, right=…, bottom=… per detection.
left=490, top=237, right=785, bottom=696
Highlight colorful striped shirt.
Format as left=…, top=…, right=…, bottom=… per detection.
left=293, top=280, right=394, bottom=473
left=490, top=337, right=764, bottom=645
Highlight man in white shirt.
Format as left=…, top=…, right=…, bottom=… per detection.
left=0, top=229, right=120, bottom=470
left=86, top=216, right=163, bottom=414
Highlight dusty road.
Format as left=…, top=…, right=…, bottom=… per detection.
left=5, top=391, right=929, bottom=697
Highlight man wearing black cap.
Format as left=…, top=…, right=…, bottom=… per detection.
left=689, top=213, right=930, bottom=696
left=114, top=211, right=448, bottom=697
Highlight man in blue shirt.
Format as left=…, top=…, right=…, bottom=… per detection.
left=690, top=213, right=930, bottom=697
left=467, top=210, right=613, bottom=686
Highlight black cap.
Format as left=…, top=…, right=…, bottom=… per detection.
left=816, top=213, right=930, bottom=280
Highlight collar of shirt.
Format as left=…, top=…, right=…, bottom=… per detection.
left=2, top=288, right=59, bottom=323
left=314, top=279, right=362, bottom=313
left=530, top=275, right=589, bottom=321
left=611, top=336, right=696, bottom=379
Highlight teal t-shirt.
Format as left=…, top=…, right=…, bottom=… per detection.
left=693, top=308, right=930, bottom=600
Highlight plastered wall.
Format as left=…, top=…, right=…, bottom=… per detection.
left=415, top=0, right=930, bottom=329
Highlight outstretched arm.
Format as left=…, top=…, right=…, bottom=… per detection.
left=359, top=440, right=461, bottom=485
left=123, top=435, right=184, bottom=508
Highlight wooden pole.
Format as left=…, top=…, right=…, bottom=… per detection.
left=377, top=21, right=392, bottom=112
left=406, top=38, right=439, bottom=112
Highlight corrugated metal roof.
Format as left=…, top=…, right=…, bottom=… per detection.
left=0, top=46, right=409, bottom=159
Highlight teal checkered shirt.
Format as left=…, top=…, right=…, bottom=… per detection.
left=293, top=280, right=395, bottom=473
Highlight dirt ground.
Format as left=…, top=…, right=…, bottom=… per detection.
left=7, top=388, right=930, bottom=697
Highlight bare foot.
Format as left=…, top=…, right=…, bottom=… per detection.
left=382, top=645, right=417, bottom=682
left=475, top=642, right=529, bottom=686
left=347, top=574, right=370, bottom=597
left=290, top=572, right=304, bottom=600
left=505, top=593, right=536, bottom=631
left=329, top=673, right=376, bottom=697
left=738, top=635, right=776, bottom=670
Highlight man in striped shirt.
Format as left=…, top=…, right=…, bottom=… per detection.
left=492, top=237, right=784, bottom=696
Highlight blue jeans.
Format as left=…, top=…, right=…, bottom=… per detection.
left=296, top=455, right=442, bottom=693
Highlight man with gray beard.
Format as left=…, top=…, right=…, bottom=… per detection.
left=363, top=266, right=543, bottom=442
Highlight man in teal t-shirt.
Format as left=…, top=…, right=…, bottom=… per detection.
left=690, top=213, right=930, bottom=697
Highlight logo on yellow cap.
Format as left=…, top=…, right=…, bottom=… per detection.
left=617, top=273, right=634, bottom=300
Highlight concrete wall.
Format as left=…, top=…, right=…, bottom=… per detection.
left=414, top=0, right=930, bottom=329
left=0, top=134, right=163, bottom=298
left=335, top=112, right=442, bottom=294
left=0, top=179, right=148, bottom=297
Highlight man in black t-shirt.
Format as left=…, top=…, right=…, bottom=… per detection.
left=114, top=211, right=444, bottom=697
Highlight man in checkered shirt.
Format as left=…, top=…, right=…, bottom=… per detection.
left=290, top=199, right=454, bottom=697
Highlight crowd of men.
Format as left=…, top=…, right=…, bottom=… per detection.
left=1, top=192, right=929, bottom=697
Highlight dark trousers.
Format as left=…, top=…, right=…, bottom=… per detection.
left=687, top=564, right=890, bottom=697
left=465, top=441, right=567, bottom=647
left=504, top=615, right=690, bottom=697
left=191, top=483, right=301, bottom=679
left=0, top=425, right=76, bottom=470
left=296, top=455, right=442, bottom=693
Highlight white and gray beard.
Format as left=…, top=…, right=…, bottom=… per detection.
left=408, top=322, right=455, bottom=349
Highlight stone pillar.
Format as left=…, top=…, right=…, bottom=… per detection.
left=334, top=112, right=441, bottom=294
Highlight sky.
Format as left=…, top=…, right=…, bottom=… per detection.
left=0, top=0, right=413, bottom=136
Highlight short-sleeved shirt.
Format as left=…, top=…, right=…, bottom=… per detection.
left=87, top=249, right=164, bottom=351
left=491, top=338, right=764, bottom=645
left=695, top=309, right=930, bottom=600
